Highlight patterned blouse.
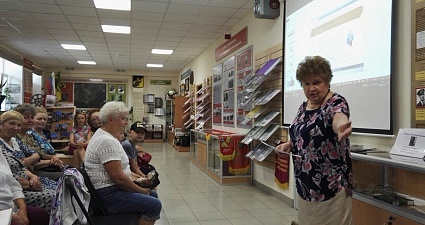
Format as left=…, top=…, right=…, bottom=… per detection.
left=289, top=93, right=353, bottom=202
left=0, top=138, right=58, bottom=190
left=25, top=129, right=56, bottom=156
left=71, top=125, right=90, bottom=143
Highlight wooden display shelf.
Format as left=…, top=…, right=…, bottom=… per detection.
left=167, top=131, right=190, bottom=152
left=144, top=124, right=163, bottom=143
left=174, top=146, right=190, bottom=152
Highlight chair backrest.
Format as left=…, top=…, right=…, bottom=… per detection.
left=64, top=175, right=95, bottom=225
left=77, top=164, right=140, bottom=225
left=77, top=164, right=108, bottom=216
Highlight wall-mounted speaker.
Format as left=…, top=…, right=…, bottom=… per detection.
left=254, top=0, right=280, bottom=19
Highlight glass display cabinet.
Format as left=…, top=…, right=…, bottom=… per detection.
left=351, top=152, right=425, bottom=225
left=190, top=129, right=252, bottom=185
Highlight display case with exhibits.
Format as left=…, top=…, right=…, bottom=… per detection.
left=46, top=106, right=76, bottom=142
left=190, top=129, right=251, bottom=185
left=351, top=151, right=425, bottom=225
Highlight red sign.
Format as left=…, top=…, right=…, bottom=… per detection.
left=215, top=27, right=248, bottom=62
left=23, top=57, right=33, bottom=71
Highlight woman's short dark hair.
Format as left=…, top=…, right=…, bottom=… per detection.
left=14, top=103, right=36, bottom=116
left=296, top=56, right=333, bottom=85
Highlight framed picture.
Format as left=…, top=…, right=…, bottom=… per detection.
left=180, top=84, right=185, bottom=95
left=185, top=78, right=189, bottom=92
left=416, top=87, right=425, bottom=107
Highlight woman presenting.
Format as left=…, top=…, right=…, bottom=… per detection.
left=276, top=56, right=353, bottom=225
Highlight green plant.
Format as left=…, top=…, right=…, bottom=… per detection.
left=3, top=87, right=11, bottom=103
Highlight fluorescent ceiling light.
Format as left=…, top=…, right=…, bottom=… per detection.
left=151, top=49, right=173, bottom=55
left=93, top=0, right=130, bottom=11
left=89, top=79, right=103, bottom=82
left=78, top=61, right=96, bottom=65
left=61, top=44, right=86, bottom=50
left=147, top=64, right=163, bottom=68
left=101, top=25, right=131, bottom=34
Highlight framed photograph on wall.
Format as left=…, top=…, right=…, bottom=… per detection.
left=185, top=78, right=189, bottom=92
left=180, top=84, right=185, bottom=95
left=416, top=87, right=425, bottom=107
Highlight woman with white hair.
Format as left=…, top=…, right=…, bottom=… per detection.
left=84, top=101, right=161, bottom=225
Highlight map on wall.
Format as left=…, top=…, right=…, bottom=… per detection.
left=74, top=83, right=106, bottom=108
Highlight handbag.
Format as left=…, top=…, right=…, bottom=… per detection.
left=137, top=151, right=152, bottom=166
left=133, top=170, right=160, bottom=189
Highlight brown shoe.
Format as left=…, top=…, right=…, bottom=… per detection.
left=291, top=221, right=298, bottom=225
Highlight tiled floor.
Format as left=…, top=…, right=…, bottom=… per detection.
left=143, top=142, right=298, bottom=225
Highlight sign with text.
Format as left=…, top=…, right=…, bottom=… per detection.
left=215, top=27, right=248, bottom=62
left=390, top=128, right=425, bottom=158
left=180, top=69, right=191, bottom=81
left=150, top=80, right=171, bottom=85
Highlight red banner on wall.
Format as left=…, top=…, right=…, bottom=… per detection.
left=215, top=27, right=248, bottom=62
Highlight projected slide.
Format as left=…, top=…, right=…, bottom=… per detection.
left=284, top=0, right=392, bottom=134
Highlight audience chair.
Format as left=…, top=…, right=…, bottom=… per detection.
left=64, top=165, right=140, bottom=225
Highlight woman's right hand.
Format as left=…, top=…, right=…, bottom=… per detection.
left=275, top=142, right=291, bottom=156
left=11, top=213, right=29, bottom=225
left=28, top=176, right=42, bottom=191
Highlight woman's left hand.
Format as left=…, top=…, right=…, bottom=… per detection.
left=50, top=155, right=60, bottom=164
left=337, top=121, right=352, bottom=141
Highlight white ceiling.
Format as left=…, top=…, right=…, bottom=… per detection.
left=0, top=0, right=253, bottom=73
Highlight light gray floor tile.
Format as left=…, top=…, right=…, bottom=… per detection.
left=142, top=142, right=296, bottom=225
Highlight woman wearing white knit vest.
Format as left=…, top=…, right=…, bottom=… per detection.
left=84, top=101, right=161, bottom=225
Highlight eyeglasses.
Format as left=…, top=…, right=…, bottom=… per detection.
left=90, top=116, right=100, bottom=123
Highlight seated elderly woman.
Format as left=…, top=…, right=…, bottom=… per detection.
left=0, top=147, right=49, bottom=225
left=85, top=101, right=162, bottom=225
left=0, top=110, right=56, bottom=213
left=14, top=104, right=64, bottom=180
left=87, top=109, right=101, bottom=134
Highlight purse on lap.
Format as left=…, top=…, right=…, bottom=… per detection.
left=133, top=170, right=160, bottom=189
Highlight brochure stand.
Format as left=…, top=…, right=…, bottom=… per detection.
left=239, top=57, right=283, bottom=161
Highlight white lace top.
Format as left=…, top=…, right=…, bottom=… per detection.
left=84, top=128, right=131, bottom=190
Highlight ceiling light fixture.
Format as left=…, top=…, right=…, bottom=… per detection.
left=78, top=61, right=96, bottom=65
left=93, top=0, right=130, bottom=11
left=147, top=64, right=163, bottom=68
left=61, top=44, right=86, bottom=50
left=101, top=25, right=131, bottom=34
left=151, top=49, right=173, bottom=55
left=89, top=79, right=103, bottom=82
